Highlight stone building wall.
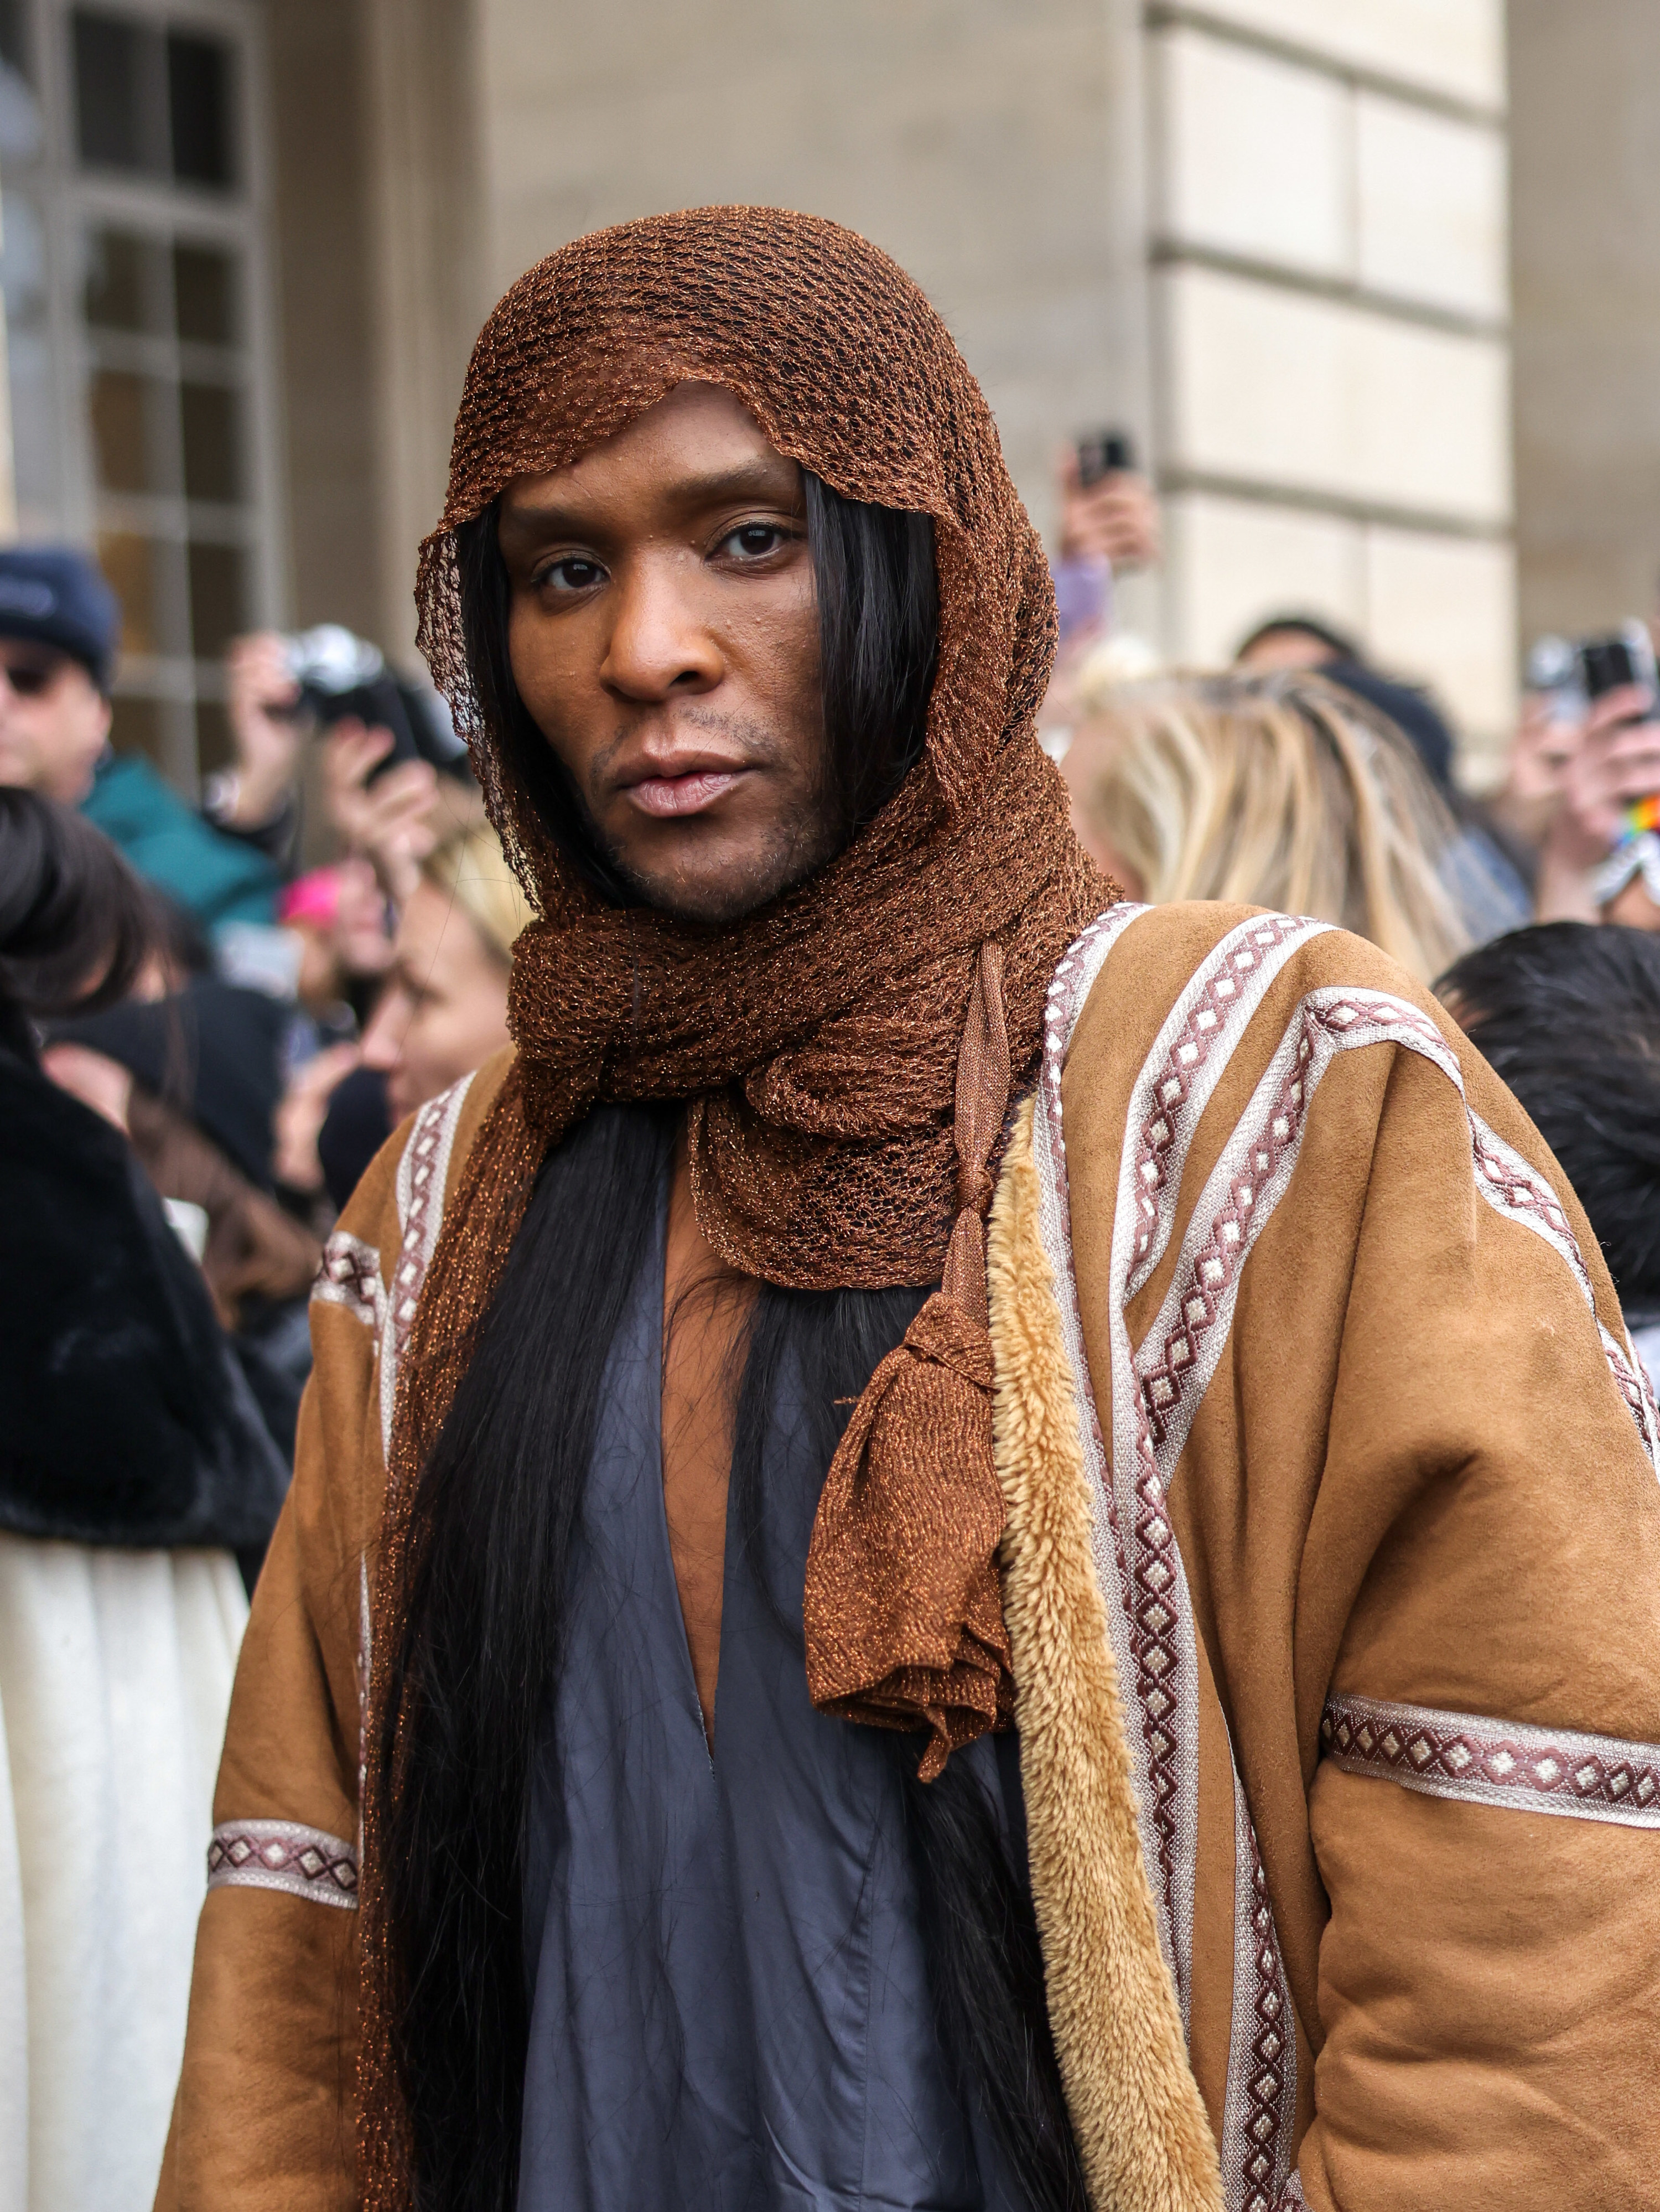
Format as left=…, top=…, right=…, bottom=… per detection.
left=1146, top=0, right=1514, bottom=771
left=475, top=0, right=1149, bottom=568
left=260, top=1, right=1525, bottom=776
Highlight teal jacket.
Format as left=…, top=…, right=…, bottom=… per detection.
left=81, top=753, right=279, bottom=928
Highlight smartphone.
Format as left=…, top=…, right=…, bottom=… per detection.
left=1575, top=620, right=1658, bottom=716
left=1075, top=429, right=1135, bottom=489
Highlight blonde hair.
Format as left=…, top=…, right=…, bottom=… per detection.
left=418, top=819, right=534, bottom=967
left=1067, top=670, right=1470, bottom=982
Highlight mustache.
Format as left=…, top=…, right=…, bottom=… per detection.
left=588, top=706, right=793, bottom=795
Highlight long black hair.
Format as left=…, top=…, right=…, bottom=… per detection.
left=378, top=481, right=1086, bottom=2209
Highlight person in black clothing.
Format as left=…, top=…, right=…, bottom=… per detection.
left=0, top=786, right=289, bottom=2205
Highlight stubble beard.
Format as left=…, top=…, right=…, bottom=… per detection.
left=585, top=712, right=846, bottom=927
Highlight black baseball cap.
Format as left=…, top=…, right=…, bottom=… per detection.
left=0, top=546, right=120, bottom=691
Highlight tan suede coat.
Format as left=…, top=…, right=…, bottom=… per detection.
left=158, top=903, right=1660, bottom=2211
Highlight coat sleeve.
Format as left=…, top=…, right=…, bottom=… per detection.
left=153, top=1145, right=399, bottom=2211
left=1282, top=1035, right=1660, bottom=2209
left=1047, top=907, right=1660, bottom=2210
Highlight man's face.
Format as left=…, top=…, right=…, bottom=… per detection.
left=0, top=641, right=111, bottom=805
left=497, top=381, right=832, bottom=925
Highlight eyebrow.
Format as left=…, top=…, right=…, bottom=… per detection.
left=503, top=457, right=802, bottom=536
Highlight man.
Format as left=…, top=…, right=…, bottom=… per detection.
left=160, top=211, right=1660, bottom=2212
left=0, top=542, right=286, bottom=926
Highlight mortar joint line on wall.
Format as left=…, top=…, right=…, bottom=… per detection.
left=1149, top=239, right=1511, bottom=344
left=1143, top=3, right=1508, bottom=133
left=1156, top=465, right=1513, bottom=544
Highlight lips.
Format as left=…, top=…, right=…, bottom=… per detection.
left=624, top=768, right=746, bottom=819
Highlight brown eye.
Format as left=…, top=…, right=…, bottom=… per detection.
left=540, top=556, right=606, bottom=593
left=718, top=523, right=790, bottom=561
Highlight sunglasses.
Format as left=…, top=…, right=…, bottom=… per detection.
left=0, top=660, right=60, bottom=697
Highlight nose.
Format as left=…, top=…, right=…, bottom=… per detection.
left=358, top=984, right=408, bottom=1073
left=599, top=552, right=723, bottom=701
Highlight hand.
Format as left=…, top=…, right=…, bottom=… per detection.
left=1548, top=686, right=1660, bottom=868
left=272, top=1040, right=359, bottom=1194
left=1534, top=684, right=1660, bottom=921
left=321, top=719, right=439, bottom=907
left=1056, top=450, right=1161, bottom=571
left=40, top=1042, right=133, bottom=1133
left=222, top=631, right=303, bottom=827
left=1489, top=691, right=1585, bottom=849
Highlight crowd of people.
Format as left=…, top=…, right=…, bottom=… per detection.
left=3, top=208, right=1659, bottom=2206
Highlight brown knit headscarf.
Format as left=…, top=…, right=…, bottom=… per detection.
left=360, top=205, right=1112, bottom=2200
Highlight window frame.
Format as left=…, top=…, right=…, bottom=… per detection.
left=2, top=0, right=286, bottom=789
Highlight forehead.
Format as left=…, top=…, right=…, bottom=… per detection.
left=497, top=380, right=799, bottom=531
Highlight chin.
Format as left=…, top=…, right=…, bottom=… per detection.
left=610, top=824, right=844, bottom=928
left=619, top=859, right=816, bottom=928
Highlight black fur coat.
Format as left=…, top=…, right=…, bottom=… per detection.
left=0, top=1040, right=289, bottom=1550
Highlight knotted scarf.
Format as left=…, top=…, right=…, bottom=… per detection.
left=360, top=206, right=1113, bottom=2201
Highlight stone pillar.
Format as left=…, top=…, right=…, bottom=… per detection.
left=1144, top=1, right=1514, bottom=777
left=361, top=0, right=486, bottom=654
left=1509, top=0, right=1660, bottom=649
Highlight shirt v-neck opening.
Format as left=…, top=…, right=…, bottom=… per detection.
left=653, top=1171, right=738, bottom=1767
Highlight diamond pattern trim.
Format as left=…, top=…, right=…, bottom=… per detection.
left=206, top=1817, right=360, bottom=1908
left=310, top=1230, right=385, bottom=1332
left=378, top=1070, right=475, bottom=1463
left=1321, top=1694, right=1660, bottom=1828
left=1098, top=916, right=1329, bottom=2022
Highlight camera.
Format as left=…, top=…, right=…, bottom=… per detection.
left=1075, top=428, right=1135, bottom=489
left=1574, top=620, right=1658, bottom=716
left=278, top=625, right=469, bottom=780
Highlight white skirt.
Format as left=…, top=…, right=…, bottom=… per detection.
left=0, top=1536, right=247, bottom=2212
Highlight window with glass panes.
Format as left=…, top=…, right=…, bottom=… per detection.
left=0, top=0, right=280, bottom=790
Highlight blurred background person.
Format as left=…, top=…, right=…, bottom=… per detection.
left=0, top=546, right=284, bottom=929
left=297, top=817, right=531, bottom=1209
left=276, top=860, right=396, bottom=1033
left=1039, top=433, right=1164, bottom=755
left=1064, top=667, right=1470, bottom=983
left=43, top=921, right=323, bottom=1455
left=1234, top=610, right=1458, bottom=788
left=0, top=788, right=286, bottom=2212
left=1530, top=672, right=1660, bottom=934
left=1234, top=610, right=1533, bottom=941
left=1439, top=921, right=1660, bottom=1387
left=1051, top=431, right=1162, bottom=650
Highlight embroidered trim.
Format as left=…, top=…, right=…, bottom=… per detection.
left=1222, top=1775, right=1296, bottom=2212
left=1321, top=1693, right=1660, bottom=1827
left=1119, top=915, right=1332, bottom=1303
left=378, top=1071, right=475, bottom=1462
left=1038, top=905, right=1317, bottom=2211
left=1094, top=913, right=1327, bottom=2024
left=310, top=1230, right=385, bottom=1332
left=1039, top=906, right=1308, bottom=2203
left=1465, top=1109, right=1660, bottom=1475
left=1040, top=923, right=1653, bottom=2208
left=207, top=1818, right=360, bottom=1907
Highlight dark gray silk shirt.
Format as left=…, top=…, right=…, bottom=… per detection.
left=517, top=1172, right=1027, bottom=2211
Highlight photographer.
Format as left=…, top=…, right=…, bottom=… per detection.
left=0, top=547, right=283, bottom=929
left=1534, top=674, right=1660, bottom=928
